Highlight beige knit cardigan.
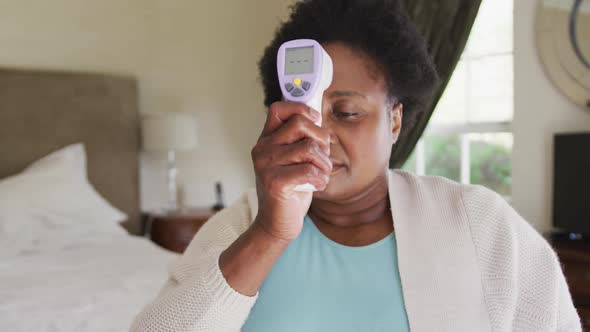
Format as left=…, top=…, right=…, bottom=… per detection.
left=131, top=170, right=581, bottom=331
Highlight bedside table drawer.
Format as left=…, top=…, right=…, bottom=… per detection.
left=561, top=259, right=590, bottom=306
left=577, top=306, right=590, bottom=329
left=149, top=212, right=212, bottom=253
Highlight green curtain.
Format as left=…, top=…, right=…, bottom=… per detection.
left=389, top=0, right=483, bottom=168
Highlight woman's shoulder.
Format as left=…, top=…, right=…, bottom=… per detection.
left=391, top=169, right=512, bottom=215
left=390, top=169, right=499, bottom=211
left=213, top=187, right=258, bottom=227
left=390, top=169, right=467, bottom=194
left=393, top=171, right=563, bottom=287
left=181, top=188, right=257, bottom=255
left=390, top=169, right=548, bottom=253
left=390, top=170, right=580, bottom=328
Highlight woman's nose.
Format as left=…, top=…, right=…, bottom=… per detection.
left=319, top=114, right=338, bottom=146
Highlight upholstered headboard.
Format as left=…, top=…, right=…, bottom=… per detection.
left=0, top=67, right=141, bottom=233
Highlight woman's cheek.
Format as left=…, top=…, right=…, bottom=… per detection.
left=343, top=126, right=371, bottom=168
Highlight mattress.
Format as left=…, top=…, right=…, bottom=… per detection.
left=0, top=233, right=175, bottom=332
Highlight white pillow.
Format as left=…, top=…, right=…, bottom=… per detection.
left=0, top=143, right=128, bottom=255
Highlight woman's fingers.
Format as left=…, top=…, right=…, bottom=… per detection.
left=265, top=163, right=330, bottom=193
left=270, top=114, right=330, bottom=154
left=261, top=101, right=320, bottom=137
left=271, top=138, right=333, bottom=174
left=251, top=100, right=331, bottom=197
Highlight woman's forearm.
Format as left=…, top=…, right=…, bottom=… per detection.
left=219, top=218, right=291, bottom=297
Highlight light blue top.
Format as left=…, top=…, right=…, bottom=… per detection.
left=241, top=214, right=410, bottom=332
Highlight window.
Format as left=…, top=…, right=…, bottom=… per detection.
left=403, top=0, right=514, bottom=198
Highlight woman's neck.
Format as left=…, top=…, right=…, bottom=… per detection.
left=308, top=170, right=390, bottom=228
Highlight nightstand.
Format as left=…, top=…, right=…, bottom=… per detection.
left=549, top=236, right=590, bottom=329
left=143, top=208, right=215, bottom=253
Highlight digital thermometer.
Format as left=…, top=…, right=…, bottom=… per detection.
left=277, top=39, right=333, bottom=192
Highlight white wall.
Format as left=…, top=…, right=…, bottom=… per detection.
left=0, top=0, right=294, bottom=211
left=513, top=0, right=590, bottom=232
left=138, top=0, right=295, bottom=210
left=3, top=0, right=588, bottom=230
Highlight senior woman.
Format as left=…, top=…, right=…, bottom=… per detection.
left=131, top=0, right=581, bottom=331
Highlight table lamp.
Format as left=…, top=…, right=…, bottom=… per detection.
left=142, top=112, right=198, bottom=211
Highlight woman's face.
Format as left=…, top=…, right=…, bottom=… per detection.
left=313, top=42, right=403, bottom=201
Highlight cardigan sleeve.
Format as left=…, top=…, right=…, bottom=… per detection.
left=130, top=192, right=258, bottom=332
left=462, top=185, right=582, bottom=331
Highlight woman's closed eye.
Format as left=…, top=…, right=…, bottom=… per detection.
left=334, top=110, right=359, bottom=119
left=332, top=105, right=364, bottom=120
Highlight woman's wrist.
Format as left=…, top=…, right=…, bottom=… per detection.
left=251, top=216, right=295, bottom=246
left=219, top=218, right=291, bottom=297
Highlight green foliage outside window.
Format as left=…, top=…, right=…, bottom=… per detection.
left=401, top=134, right=511, bottom=196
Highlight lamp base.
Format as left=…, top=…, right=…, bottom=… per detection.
left=166, top=150, right=178, bottom=211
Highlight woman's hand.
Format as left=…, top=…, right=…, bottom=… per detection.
left=251, top=101, right=332, bottom=242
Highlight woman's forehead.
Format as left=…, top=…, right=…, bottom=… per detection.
left=322, top=42, right=388, bottom=100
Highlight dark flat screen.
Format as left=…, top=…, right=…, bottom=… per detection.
left=553, top=132, right=590, bottom=233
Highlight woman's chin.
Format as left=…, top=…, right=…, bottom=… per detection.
left=313, top=170, right=348, bottom=199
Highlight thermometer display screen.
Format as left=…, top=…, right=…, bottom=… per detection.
left=284, top=46, right=314, bottom=75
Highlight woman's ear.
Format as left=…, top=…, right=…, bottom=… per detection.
left=391, top=103, right=403, bottom=144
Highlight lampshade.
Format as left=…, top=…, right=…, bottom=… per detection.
left=142, top=112, right=198, bottom=151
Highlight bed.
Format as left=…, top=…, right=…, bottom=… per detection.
left=0, top=67, right=176, bottom=331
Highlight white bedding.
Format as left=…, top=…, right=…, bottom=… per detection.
left=0, top=234, right=176, bottom=332
left=0, top=144, right=177, bottom=331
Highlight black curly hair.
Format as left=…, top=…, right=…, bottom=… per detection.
left=258, top=0, right=439, bottom=131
